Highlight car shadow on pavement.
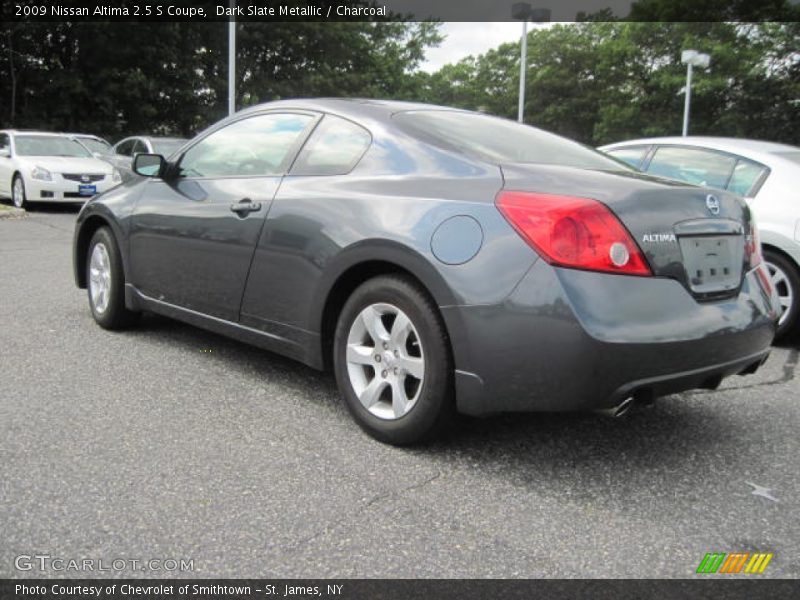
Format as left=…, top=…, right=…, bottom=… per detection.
left=774, top=334, right=800, bottom=350
left=417, top=405, right=764, bottom=503
left=19, top=202, right=83, bottom=214
left=123, top=313, right=757, bottom=482
left=126, top=312, right=342, bottom=413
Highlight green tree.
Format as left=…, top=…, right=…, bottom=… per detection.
left=421, top=22, right=799, bottom=146
left=0, top=20, right=441, bottom=140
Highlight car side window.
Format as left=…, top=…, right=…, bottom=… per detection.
left=727, top=159, right=768, bottom=197
left=606, top=146, right=650, bottom=169
left=290, top=115, right=372, bottom=176
left=0, top=133, right=10, bottom=156
left=116, top=140, right=135, bottom=156
left=645, top=146, right=736, bottom=190
left=132, top=139, right=149, bottom=155
left=178, top=113, right=314, bottom=178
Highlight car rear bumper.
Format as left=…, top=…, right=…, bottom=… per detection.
left=442, top=260, right=780, bottom=416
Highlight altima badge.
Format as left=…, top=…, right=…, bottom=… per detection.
left=642, top=233, right=677, bottom=243
left=706, top=194, right=721, bottom=215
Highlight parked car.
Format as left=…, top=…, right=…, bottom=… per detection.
left=73, top=100, right=780, bottom=444
left=600, top=137, right=800, bottom=340
left=69, top=133, right=113, bottom=158
left=109, top=136, right=187, bottom=181
left=0, top=130, right=121, bottom=209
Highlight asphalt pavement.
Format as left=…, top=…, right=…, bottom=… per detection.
left=1, top=207, right=798, bottom=578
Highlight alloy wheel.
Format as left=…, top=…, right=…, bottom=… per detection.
left=345, top=302, right=425, bottom=420
left=12, top=178, right=24, bottom=208
left=767, top=259, right=794, bottom=327
left=89, top=242, right=112, bottom=314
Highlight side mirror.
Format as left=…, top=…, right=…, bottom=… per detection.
left=133, top=153, right=166, bottom=177
left=0, top=148, right=10, bottom=158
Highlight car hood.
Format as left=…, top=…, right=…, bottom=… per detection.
left=16, top=156, right=115, bottom=174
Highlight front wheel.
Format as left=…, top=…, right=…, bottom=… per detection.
left=333, top=275, right=453, bottom=445
left=12, top=175, right=27, bottom=209
left=86, top=227, right=139, bottom=329
left=764, top=250, right=799, bottom=341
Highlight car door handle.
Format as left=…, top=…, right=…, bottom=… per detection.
left=230, top=199, right=262, bottom=215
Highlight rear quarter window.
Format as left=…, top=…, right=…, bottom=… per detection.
left=605, top=146, right=651, bottom=169
left=727, top=159, right=768, bottom=197
left=291, top=115, right=371, bottom=176
left=645, top=146, right=736, bottom=189
left=115, top=140, right=135, bottom=156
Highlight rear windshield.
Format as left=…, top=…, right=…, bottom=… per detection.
left=151, top=139, right=186, bottom=156
left=394, top=110, right=627, bottom=170
left=15, top=135, right=91, bottom=157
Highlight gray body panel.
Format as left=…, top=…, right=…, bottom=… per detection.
left=73, top=99, right=780, bottom=415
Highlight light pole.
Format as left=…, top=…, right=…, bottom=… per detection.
left=680, top=49, right=710, bottom=137
left=228, top=0, right=236, bottom=116
left=511, top=3, right=551, bottom=123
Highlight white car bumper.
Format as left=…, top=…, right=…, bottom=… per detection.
left=26, top=173, right=118, bottom=203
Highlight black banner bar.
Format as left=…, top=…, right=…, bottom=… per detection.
left=3, top=0, right=800, bottom=23
left=3, top=579, right=800, bottom=600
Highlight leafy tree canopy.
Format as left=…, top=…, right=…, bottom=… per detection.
left=417, top=22, right=799, bottom=145
left=0, top=21, right=441, bottom=140
left=1, top=19, right=797, bottom=148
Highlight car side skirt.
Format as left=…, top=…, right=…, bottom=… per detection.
left=126, top=285, right=324, bottom=369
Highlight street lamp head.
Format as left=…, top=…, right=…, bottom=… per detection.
left=681, top=49, right=711, bottom=68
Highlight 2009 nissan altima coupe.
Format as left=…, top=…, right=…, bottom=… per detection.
left=73, top=99, right=781, bottom=444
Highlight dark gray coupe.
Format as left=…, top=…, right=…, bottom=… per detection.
left=73, top=99, right=781, bottom=444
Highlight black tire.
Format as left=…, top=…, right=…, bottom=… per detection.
left=333, top=275, right=454, bottom=445
left=12, top=174, right=27, bottom=210
left=86, top=227, right=139, bottom=329
left=764, top=250, right=800, bottom=341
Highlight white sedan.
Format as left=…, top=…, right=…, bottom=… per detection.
left=0, top=130, right=122, bottom=210
left=600, top=136, right=800, bottom=340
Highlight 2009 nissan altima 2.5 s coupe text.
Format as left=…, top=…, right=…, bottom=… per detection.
left=72, top=99, right=781, bottom=445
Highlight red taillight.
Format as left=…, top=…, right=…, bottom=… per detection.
left=745, top=220, right=762, bottom=268
left=496, top=191, right=652, bottom=276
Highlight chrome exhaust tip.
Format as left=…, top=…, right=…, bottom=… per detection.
left=595, top=395, right=635, bottom=418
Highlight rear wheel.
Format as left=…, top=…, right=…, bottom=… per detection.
left=333, top=275, right=453, bottom=445
left=86, top=227, right=139, bottom=329
left=12, top=175, right=27, bottom=209
left=764, top=250, right=799, bottom=341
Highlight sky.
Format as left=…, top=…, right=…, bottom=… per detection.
left=417, top=1, right=800, bottom=73
left=405, top=0, right=639, bottom=73
left=420, top=22, right=551, bottom=73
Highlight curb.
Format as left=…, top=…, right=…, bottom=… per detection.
left=0, top=206, right=27, bottom=219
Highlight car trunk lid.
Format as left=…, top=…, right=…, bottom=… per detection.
left=500, top=163, right=752, bottom=300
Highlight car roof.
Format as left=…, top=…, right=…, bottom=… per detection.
left=65, top=133, right=106, bottom=140
left=116, top=135, right=187, bottom=142
left=1, top=130, right=73, bottom=137
left=236, top=97, right=468, bottom=123
left=600, top=136, right=799, bottom=165
left=143, top=136, right=187, bottom=141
